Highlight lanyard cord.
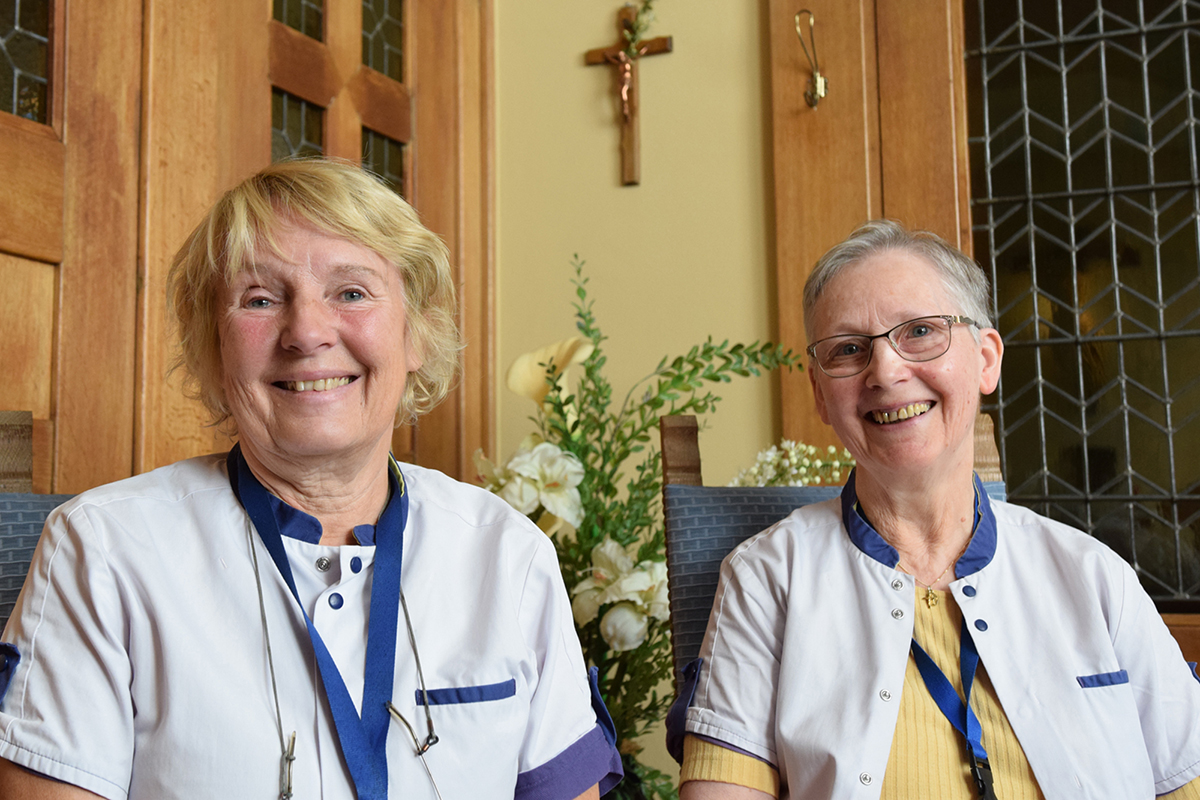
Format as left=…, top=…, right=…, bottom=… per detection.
left=246, top=518, right=297, bottom=800
left=910, top=619, right=997, bottom=799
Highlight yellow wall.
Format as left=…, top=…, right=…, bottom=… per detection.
left=495, top=0, right=783, bottom=777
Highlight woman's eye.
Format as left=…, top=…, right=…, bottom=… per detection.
left=247, top=297, right=271, bottom=309
left=341, top=290, right=365, bottom=302
left=835, top=341, right=862, bottom=357
left=909, top=324, right=931, bottom=338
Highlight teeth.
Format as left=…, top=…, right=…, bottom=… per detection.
left=872, top=403, right=930, bottom=424
left=283, top=377, right=351, bottom=392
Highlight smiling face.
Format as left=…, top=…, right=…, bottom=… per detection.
left=217, top=220, right=421, bottom=470
left=807, top=250, right=1002, bottom=485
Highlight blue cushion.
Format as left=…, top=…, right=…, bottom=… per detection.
left=0, top=493, right=73, bottom=635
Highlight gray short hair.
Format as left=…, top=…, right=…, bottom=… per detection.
left=802, top=219, right=994, bottom=340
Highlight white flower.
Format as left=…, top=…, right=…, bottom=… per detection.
left=600, top=602, right=649, bottom=651
left=640, top=560, right=670, bottom=622
left=571, top=539, right=670, bottom=631
left=477, top=435, right=585, bottom=531
left=571, top=538, right=638, bottom=625
left=508, top=441, right=585, bottom=528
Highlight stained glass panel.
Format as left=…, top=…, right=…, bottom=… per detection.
left=362, top=128, right=404, bottom=196
left=1, top=0, right=50, bottom=123
left=362, top=0, right=402, bottom=82
left=272, top=89, right=323, bottom=162
left=966, top=0, right=1200, bottom=604
left=274, top=0, right=323, bottom=41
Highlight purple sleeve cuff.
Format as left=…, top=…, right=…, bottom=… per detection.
left=515, top=724, right=623, bottom=800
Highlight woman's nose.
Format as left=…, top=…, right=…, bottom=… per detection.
left=281, top=297, right=337, bottom=352
left=862, top=336, right=911, bottom=385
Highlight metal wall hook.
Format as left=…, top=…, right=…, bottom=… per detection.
left=795, top=10, right=828, bottom=108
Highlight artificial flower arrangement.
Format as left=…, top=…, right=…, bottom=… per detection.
left=728, top=440, right=855, bottom=487
left=476, top=258, right=796, bottom=799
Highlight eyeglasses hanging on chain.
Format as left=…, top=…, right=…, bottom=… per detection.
left=795, top=10, right=828, bottom=108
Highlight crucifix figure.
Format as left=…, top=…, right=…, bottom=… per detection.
left=585, top=5, right=673, bottom=185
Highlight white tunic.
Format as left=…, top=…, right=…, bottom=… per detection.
left=683, top=482, right=1200, bottom=799
left=0, top=453, right=618, bottom=799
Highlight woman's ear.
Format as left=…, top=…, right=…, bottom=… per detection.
left=978, top=327, right=1003, bottom=395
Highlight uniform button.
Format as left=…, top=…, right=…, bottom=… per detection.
left=974, top=619, right=988, bottom=631
left=329, top=593, right=344, bottom=609
left=879, top=689, right=892, bottom=701
left=315, top=556, right=332, bottom=572
left=891, top=608, right=904, bottom=620
left=350, top=556, right=363, bottom=574
left=962, top=585, right=976, bottom=597
left=859, top=772, right=873, bottom=785
left=891, top=578, right=905, bottom=591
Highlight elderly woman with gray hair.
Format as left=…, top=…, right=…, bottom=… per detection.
left=0, top=159, right=621, bottom=800
left=672, top=220, right=1200, bottom=799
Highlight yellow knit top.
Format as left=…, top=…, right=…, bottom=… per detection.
left=680, top=588, right=1200, bottom=799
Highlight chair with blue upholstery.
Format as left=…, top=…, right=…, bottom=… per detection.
left=0, top=493, right=73, bottom=635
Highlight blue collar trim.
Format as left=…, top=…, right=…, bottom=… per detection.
left=839, top=469, right=998, bottom=577
left=234, top=455, right=399, bottom=547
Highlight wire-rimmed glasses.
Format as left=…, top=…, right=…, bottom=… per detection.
left=806, top=315, right=979, bottom=378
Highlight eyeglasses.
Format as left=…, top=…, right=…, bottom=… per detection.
left=806, top=315, right=979, bottom=378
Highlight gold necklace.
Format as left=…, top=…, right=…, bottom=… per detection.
left=903, top=560, right=956, bottom=608
left=900, top=539, right=971, bottom=608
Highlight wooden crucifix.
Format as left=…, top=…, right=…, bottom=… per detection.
left=585, top=5, right=673, bottom=185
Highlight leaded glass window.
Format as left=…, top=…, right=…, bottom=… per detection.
left=362, top=0, right=402, bottom=82
left=1, top=0, right=50, bottom=123
left=965, top=0, right=1200, bottom=604
left=272, top=89, right=323, bottom=161
left=274, top=0, right=323, bottom=41
left=362, top=128, right=404, bottom=195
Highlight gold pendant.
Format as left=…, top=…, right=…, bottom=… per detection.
left=925, top=587, right=938, bottom=608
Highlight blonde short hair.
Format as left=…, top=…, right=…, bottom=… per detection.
left=167, top=158, right=461, bottom=426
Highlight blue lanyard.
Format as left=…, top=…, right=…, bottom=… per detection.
left=230, top=445, right=406, bottom=800
left=910, top=620, right=997, bottom=799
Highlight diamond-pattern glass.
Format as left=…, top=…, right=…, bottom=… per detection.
left=271, top=88, right=323, bottom=162
left=362, top=128, right=404, bottom=196
left=1, top=0, right=50, bottom=123
left=362, top=0, right=402, bottom=82
left=967, top=0, right=1200, bottom=603
left=274, top=0, right=323, bottom=41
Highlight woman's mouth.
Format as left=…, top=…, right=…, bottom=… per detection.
left=276, top=377, right=354, bottom=392
left=870, top=402, right=931, bottom=424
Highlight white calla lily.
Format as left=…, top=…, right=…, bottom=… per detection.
left=506, top=337, right=595, bottom=405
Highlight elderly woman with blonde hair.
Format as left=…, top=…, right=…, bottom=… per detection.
left=0, top=159, right=621, bottom=800
left=672, top=220, right=1200, bottom=799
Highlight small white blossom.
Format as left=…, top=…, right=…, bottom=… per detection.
left=729, top=440, right=856, bottom=487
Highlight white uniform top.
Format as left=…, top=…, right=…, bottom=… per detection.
left=0, top=453, right=620, bottom=800
left=683, top=474, right=1200, bottom=799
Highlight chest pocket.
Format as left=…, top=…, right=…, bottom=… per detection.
left=418, top=677, right=516, bottom=705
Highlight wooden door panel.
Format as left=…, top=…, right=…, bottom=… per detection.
left=0, top=117, right=64, bottom=264
left=0, top=253, right=55, bottom=419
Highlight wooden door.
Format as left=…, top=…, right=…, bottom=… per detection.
left=0, top=0, right=493, bottom=493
